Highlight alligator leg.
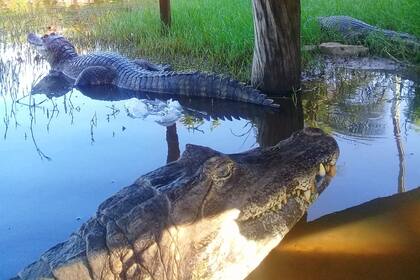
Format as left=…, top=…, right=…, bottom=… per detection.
left=75, top=66, right=116, bottom=86
left=132, top=59, right=172, bottom=71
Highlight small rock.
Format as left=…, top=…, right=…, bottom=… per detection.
left=319, top=42, right=369, bottom=57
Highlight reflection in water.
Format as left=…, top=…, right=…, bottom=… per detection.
left=300, top=66, right=418, bottom=218
left=166, top=124, right=180, bottom=163
left=303, top=69, right=391, bottom=139
left=391, top=76, right=406, bottom=193
left=28, top=98, right=52, bottom=161
left=248, top=187, right=420, bottom=280
left=256, top=95, right=303, bottom=147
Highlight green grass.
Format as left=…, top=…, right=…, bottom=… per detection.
left=1, top=0, right=419, bottom=80
left=301, top=0, right=420, bottom=65
left=92, top=0, right=420, bottom=79
left=92, top=0, right=255, bottom=79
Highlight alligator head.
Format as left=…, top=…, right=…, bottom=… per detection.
left=27, top=32, right=77, bottom=69
left=17, top=128, right=339, bottom=280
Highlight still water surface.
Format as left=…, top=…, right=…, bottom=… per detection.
left=1, top=1, right=419, bottom=279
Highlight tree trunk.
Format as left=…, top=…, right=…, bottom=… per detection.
left=159, top=0, right=171, bottom=27
left=251, top=0, right=300, bottom=95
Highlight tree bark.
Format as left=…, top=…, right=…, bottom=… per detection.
left=251, top=0, right=300, bottom=95
left=159, top=0, right=171, bottom=27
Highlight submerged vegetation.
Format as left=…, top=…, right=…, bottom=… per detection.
left=0, top=0, right=419, bottom=80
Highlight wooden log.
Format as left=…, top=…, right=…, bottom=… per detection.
left=251, top=0, right=301, bottom=95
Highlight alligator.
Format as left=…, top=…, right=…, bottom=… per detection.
left=15, top=128, right=339, bottom=280
left=318, top=16, right=420, bottom=48
left=30, top=72, right=293, bottom=127
left=27, top=32, right=278, bottom=108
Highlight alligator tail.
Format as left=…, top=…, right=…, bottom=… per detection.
left=136, top=72, right=279, bottom=108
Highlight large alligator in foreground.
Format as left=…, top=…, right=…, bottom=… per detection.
left=27, top=33, right=278, bottom=108
left=15, top=128, right=338, bottom=280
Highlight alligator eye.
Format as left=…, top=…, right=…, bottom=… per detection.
left=41, top=34, right=48, bottom=39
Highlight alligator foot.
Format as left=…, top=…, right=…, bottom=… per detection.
left=133, top=59, right=172, bottom=71
left=75, top=66, right=116, bottom=86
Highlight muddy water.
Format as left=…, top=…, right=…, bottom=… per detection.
left=1, top=1, right=420, bottom=279
left=248, top=187, right=420, bottom=280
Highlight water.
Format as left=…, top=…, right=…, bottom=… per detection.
left=1, top=1, right=420, bottom=279
left=248, top=188, right=420, bottom=280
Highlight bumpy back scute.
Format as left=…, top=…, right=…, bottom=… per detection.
left=138, top=71, right=279, bottom=108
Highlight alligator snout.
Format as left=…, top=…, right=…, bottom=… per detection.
left=319, top=162, right=336, bottom=177
left=27, top=33, right=43, bottom=46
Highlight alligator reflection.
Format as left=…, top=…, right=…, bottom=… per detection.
left=302, top=67, right=418, bottom=199
left=303, top=69, right=391, bottom=139
left=31, top=72, right=304, bottom=157
left=247, top=186, right=420, bottom=280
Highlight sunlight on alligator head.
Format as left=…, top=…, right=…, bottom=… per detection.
left=16, top=128, right=339, bottom=280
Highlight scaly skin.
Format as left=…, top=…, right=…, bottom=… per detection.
left=16, top=128, right=339, bottom=280
left=27, top=33, right=278, bottom=108
left=318, top=16, right=420, bottom=48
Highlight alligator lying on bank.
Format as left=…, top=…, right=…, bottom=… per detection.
left=27, top=33, right=278, bottom=108
left=15, top=128, right=339, bottom=280
left=318, top=16, right=420, bottom=48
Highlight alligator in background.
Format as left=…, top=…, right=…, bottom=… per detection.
left=15, top=128, right=339, bottom=280
left=27, top=33, right=279, bottom=108
left=318, top=16, right=420, bottom=49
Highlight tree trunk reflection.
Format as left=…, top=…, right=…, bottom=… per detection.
left=166, top=124, right=180, bottom=163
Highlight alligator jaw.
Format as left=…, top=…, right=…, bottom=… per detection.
left=233, top=128, right=339, bottom=241
left=236, top=158, right=337, bottom=228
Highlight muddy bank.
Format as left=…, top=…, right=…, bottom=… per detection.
left=248, top=187, right=420, bottom=280
left=303, top=56, right=420, bottom=83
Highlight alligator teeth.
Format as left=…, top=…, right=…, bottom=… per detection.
left=304, top=190, right=311, bottom=201
left=327, top=164, right=337, bottom=176
left=318, top=163, right=326, bottom=177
